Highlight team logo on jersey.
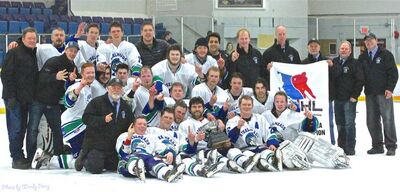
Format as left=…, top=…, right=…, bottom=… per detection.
left=86, top=94, right=92, bottom=103
left=111, top=58, right=123, bottom=73
left=244, top=131, right=257, bottom=146
left=131, top=138, right=148, bottom=153
left=278, top=72, right=316, bottom=100
left=253, top=57, right=258, bottom=64
left=288, top=54, right=294, bottom=62
left=343, top=66, right=349, bottom=74
left=375, top=57, right=381, bottom=64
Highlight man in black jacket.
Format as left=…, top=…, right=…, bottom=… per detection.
left=76, top=78, right=133, bottom=174
left=135, top=23, right=170, bottom=67
left=230, top=28, right=263, bottom=88
left=29, top=41, right=80, bottom=162
left=264, top=25, right=301, bottom=84
left=357, top=33, right=399, bottom=156
left=1, top=27, right=38, bottom=169
left=333, top=41, right=362, bottom=155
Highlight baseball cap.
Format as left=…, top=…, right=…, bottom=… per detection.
left=107, top=78, right=124, bottom=87
left=364, top=33, right=377, bottom=41
left=65, top=41, right=80, bottom=50
left=308, top=38, right=320, bottom=45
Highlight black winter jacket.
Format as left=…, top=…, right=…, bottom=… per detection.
left=135, top=38, right=169, bottom=67
left=357, top=47, right=398, bottom=95
left=1, top=43, right=38, bottom=104
left=36, top=53, right=79, bottom=105
left=332, top=57, right=363, bottom=100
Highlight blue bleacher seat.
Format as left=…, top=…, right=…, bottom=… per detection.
left=50, top=15, right=60, bottom=22
left=31, top=7, right=41, bottom=15
left=60, top=15, right=69, bottom=22
left=156, top=29, right=166, bottom=39
left=19, top=7, right=30, bottom=14
left=34, top=21, right=44, bottom=33
left=22, top=2, right=34, bottom=8
left=103, top=17, right=113, bottom=23
left=144, top=18, right=152, bottom=24
left=7, top=7, right=18, bottom=14
left=0, top=21, right=8, bottom=33
left=92, top=16, right=103, bottom=23
left=68, top=21, right=78, bottom=34
left=124, top=18, right=134, bottom=24
left=12, top=14, right=25, bottom=21
left=42, top=8, right=52, bottom=16
left=134, top=18, right=143, bottom=24
left=81, top=16, right=92, bottom=23
left=155, top=23, right=164, bottom=30
left=0, top=7, right=7, bottom=14
left=25, top=15, right=36, bottom=21
left=70, top=16, right=81, bottom=23
left=123, top=23, right=132, bottom=35
left=34, top=2, right=46, bottom=8
left=56, top=21, right=67, bottom=32
left=133, top=23, right=141, bottom=35
left=0, top=14, right=12, bottom=21
left=11, top=1, right=22, bottom=8
left=0, top=1, right=11, bottom=7
left=20, top=21, right=29, bottom=31
left=8, top=21, right=21, bottom=33
left=101, top=22, right=110, bottom=35
left=114, top=17, right=124, bottom=24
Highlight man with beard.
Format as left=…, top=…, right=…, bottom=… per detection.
left=170, top=100, right=188, bottom=131
left=152, top=44, right=201, bottom=98
left=75, top=78, right=134, bottom=174
left=185, top=37, right=218, bottom=81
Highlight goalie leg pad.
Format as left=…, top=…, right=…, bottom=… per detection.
left=277, top=140, right=311, bottom=170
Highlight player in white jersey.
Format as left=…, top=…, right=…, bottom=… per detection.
left=97, top=22, right=141, bottom=76
left=170, top=100, right=188, bottom=131
left=251, top=78, right=274, bottom=114
left=191, top=66, right=229, bottom=120
left=225, top=72, right=253, bottom=115
left=262, top=91, right=318, bottom=149
left=66, top=23, right=105, bottom=71
left=152, top=44, right=201, bottom=98
left=61, top=63, right=106, bottom=159
left=226, top=96, right=278, bottom=172
left=185, top=37, right=218, bottom=79
left=134, top=66, right=169, bottom=127
left=179, top=97, right=245, bottom=175
left=116, top=117, right=185, bottom=182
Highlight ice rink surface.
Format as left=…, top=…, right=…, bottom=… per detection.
left=0, top=102, right=399, bottom=192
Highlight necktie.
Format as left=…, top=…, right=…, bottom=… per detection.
left=112, top=101, right=118, bottom=122
left=369, top=51, right=373, bottom=60
left=281, top=48, right=285, bottom=53
left=340, top=59, right=345, bottom=65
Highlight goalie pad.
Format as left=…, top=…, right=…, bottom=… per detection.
left=276, top=140, right=311, bottom=170
left=294, top=132, right=350, bottom=169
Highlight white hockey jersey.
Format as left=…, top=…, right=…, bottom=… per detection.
left=36, top=44, right=62, bottom=70
left=133, top=85, right=170, bottom=127
left=178, top=117, right=210, bottom=151
left=152, top=59, right=199, bottom=96
left=185, top=53, right=218, bottom=75
left=97, top=41, right=142, bottom=76
left=262, top=109, right=306, bottom=142
left=146, top=127, right=193, bottom=155
left=61, top=79, right=106, bottom=141
left=251, top=92, right=274, bottom=114
left=225, top=87, right=253, bottom=113
left=191, top=83, right=229, bottom=108
left=116, top=132, right=158, bottom=157
left=226, top=114, right=270, bottom=149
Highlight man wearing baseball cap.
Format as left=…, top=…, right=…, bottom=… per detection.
left=357, top=32, right=398, bottom=156
left=76, top=77, right=134, bottom=173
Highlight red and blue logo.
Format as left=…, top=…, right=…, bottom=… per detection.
left=279, top=72, right=316, bottom=100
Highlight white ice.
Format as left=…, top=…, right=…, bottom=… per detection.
left=0, top=102, right=399, bottom=192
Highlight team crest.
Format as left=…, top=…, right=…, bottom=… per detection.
left=288, top=54, right=294, bottom=62
left=253, top=57, right=258, bottom=64
left=375, top=57, right=381, bottom=64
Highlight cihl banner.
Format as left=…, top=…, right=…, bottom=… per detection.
left=270, top=61, right=331, bottom=142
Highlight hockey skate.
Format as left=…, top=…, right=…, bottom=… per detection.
left=227, top=160, right=245, bottom=173
left=163, top=163, right=186, bottom=183
left=242, top=153, right=261, bottom=173
left=132, top=159, right=146, bottom=181
left=31, top=148, right=53, bottom=169
left=196, top=150, right=206, bottom=166
left=206, top=149, right=218, bottom=165
left=257, top=158, right=279, bottom=172
left=197, top=161, right=225, bottom=178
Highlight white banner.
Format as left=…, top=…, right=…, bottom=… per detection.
left=270, top=61, right=331, bottom=142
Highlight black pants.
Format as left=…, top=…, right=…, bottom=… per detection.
left=84, top=149, right=118, bottom=174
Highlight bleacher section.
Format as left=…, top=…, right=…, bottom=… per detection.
left=0, top=0, right=168, bottom=67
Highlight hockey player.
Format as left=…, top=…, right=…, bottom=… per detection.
left=152, top=44, right=201, bottom=98
left=225, top=95, right=277, bottom=172
left=179, top=97, right=245, bottom=175
left=164, top=82, right=190, bottom=108
left=170, top=100, right=188, bottom=131
left=116, top=116, right=185, bottom=182
left=191, top=66, right=230, bottom=120
left=65, top=23, right=104, bottom=71
left=134, top=66, right=169, bottom=126
left=185, top=37, right=218, bottom=81
left=225, top=72, right=253, bottom=115
left=251, top=78, right=274, bottom=114
left=97, top=22, right=141, bottom=76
